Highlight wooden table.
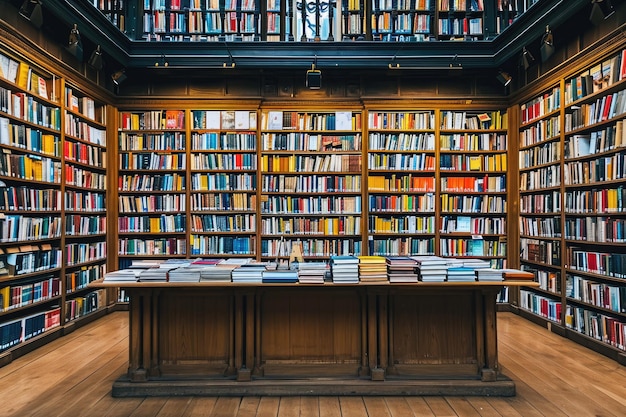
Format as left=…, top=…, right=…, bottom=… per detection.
left=92, top=280, right=535, bottom=397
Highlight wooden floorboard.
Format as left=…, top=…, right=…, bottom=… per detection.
left=1, top=311, right=626, bottom=417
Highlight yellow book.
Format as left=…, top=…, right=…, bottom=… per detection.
left=0, top=286, right=9, bottom=310
left=469, top=155, right=482, bottom=171
left=16, top=61, right=30, bottom=89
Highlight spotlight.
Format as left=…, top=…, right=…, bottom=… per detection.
left=540, top=25, right=554, bottom=63
left=521, top=47, right=535, bottom=70
left=88, top=45, right=104, bottom=71
left=306, top=64, right=322, bottom=90
left=590, top=0, right=615, bottom=26
left=19, top=0, right=43, bottom=29
left=66, top=24, right=83, bottom=61
left=111, top=69, right=127, bottom=85
left=496, top=71, right=512, bottom=87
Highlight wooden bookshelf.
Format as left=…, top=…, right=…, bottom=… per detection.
left=0, top=46, right=108, bottom=364
left=516, top=44, right=626, bottom=363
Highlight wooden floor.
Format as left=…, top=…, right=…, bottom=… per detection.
left=1, top=312, right=625, bottom=417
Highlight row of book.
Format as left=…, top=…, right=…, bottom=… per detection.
left=520, top=165, right=560, bottom=191
left=369, top=237, right=435, bottom=257
left=368, top=112, right=434, bottom=130
left=368, top=153, right=435, bottom=171
left=65, top=242, right=107, bottom=266
left=260, top=195, right=362, bottom=214
left=440, top=194, right=506, bottom=213
left=0, top=245, right=61, bottom=277
left=65, top=87, right=97, bottom=121
left=191, top=152, right=256, bottom=170
left=118, top=214, right=186, bottom=233
left=369, top=132, right=435, bottom=151
left=440, top=175, right=506, bottom=192
left=564, top=217, right=626, bottom=243
left=64, top=164, right=107, bottom=190
left=520, top=191, right=561, bottom=214
left=191, top=132, right=256, bottom=150
left=440, top=237, right=506, bottom=257
left=519, top=115, right=560, bottom=148
left=119, top=132, right=185, bottom=151
left=440, top=111, right=506, bottom=130
left=64, top=140, right=106, bottom=167
left=440, top=153, right=507, bottom=171
left=0, top=215, right=61, bottom=243
left=189, top=235, right=253, bottom=255
left=261, top=154, right=362, bottom=173
left=565, top=48, right=626, bottom=105
left=261, top=238, right=361, bottom=257
left=64, top=114, right=106, bottom=146
left=0, top=151, right=62, bottom=183
left=521, top=86, right=561, bottom=124
left=0, top=87, right=60, bottom=130
left=263, top=133, right=361, bottom=151
left=0, top=275, right=61, bottom=312
left=192, top=213, right=255, bottom=232
left=119, top=110, right=185, bottom=130
left=0, top=185, right=62, bottom=211
left=519, top=217, right=561, bottom=238
left=119, top=173, right=186, bottom=191
left=440, top=215, right=505, bottom=234
left=119, top=193, right=185, bottom=213
left=65, top=264, right=106, bottom=293
left=439, top=132, right=507, bottom=151
left=520, top=238, right=560, bottom=266
left=118, top=238, right=186, bottom=255
left=568, top=249, right=626, bottom=278
left=565, top=305, right=626, bottom=351
left=65, top=215, right=106, bottom=236
left=190, top=192, right=255, bottom=210
left=261, top=215, right=361, bottom=235
left=523, top=266, right=560, bottom=293
left=119, top=152, right=186, bottom=170
left=102, top=255, right=529, bottom=285
left=65, top=290, right=103, bottom=322
left=0, top=117, right=60, bottom=156
left=567, top=274, right=626, bottom=314
left=519, top=141, right=560, bottom=169
left=264, top=111, right=359, bottom=131
left=191, top=110, right=257, bottom=131
left=263, top=174, right=361, bottom=193
left=368, top=174, right=433, bottom=192
left=190, top=172, right=255, bottom=191
left=0, top=307, right=61, bottom=352
left=369, top=215, right=435, bottom=234
left=520, top=289, right=561, bottom=323
left=564, top=187, right=626, bottom=213
left=563, top=152, right=626, bottom=185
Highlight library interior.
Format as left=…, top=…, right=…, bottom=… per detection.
left=1, top=0, right=626, bottom=411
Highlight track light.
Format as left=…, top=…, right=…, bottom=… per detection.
left=19, top=0, right=43, bottom=29
left=521, top=47, right=535, bottom=70
left=590, top=0, right=615, bottom=25
left=88, top=45, right=104, bottom=71
left=66, top=24, right=83, bottom=61
left=111, top=69, right=127, bottom=85
left=496, top=71, right=512, bottom=87
left=306, top=64, right=322, bottom=90
left=540, top=25, right=554, bottom=63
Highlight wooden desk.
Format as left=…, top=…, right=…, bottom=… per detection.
left=92, top=281, right=535, bottom=397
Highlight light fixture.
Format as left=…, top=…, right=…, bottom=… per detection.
left=590, top=0, right=615, bottom=25
left=88, top=45, right=104, bottom=71
left=111, top=69, right=127, bottom=85
left=496, top=70, right=512, bottom=87
left=540, top=25, right=554, bottom=63
left=306, top=64, right=321, bottom=90
left=19, top=0, right=43, bottom=29
left=521, top=47, right=535, bottom=70
left=66, top=23, right=83, bottom=61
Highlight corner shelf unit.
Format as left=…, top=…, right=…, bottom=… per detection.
left=516, top=45, right=626, bottom=364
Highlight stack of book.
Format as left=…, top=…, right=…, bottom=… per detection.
left=231, top=263, right=266, bottom=283
left=262, top=269, right=299, bottom=283
left=103, top=269, right=141, bottom=283
left=446, top=259, right=477, bottom=282
left=386, top=256, right=418, bottom=283
left=358, top=256, right=388, bottom=283
left=412, top=255, right=448, bottom=282
left=138, top=267, right=170, bottom=282
left=297, top=261, right=328, bottom=284
left=330, top=255, right=359, bottom=284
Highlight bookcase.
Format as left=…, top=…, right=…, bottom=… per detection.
left=190, top=109, right=258, bottom=257
left=366, top=110, right=436, bottom=255
left=516, top=45, right=626, bottom=362
left=439, top=109, right=508, bottom=267
left=93, top=0, right=531, bottom=42
left=0, top=47, right=109, bottom=362
left=62, top=83, right=108, bottom=324
left=259, top=109, right=363, bottom=259
left=117, top=109, right=187, bottom=267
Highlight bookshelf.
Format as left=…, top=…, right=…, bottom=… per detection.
left=92, top=0, right=533, bottom=41
left=117, top=110, right=187, bottom=267
left=517, top=83, right=563, bottom=325
left=0, top=47, right=109, bottom=361
left=62, top=83, right=108, bottom=324
left=259, top=109, right=363, bottom=259
left=366, top=110, right=436, bottom=256
left=438, top=109, right=508, bottom=267
left=190, top=109, right=258, bottom=257
left=516, top=45, right=626, bottom=362
left=561, top=47, right=626, bottom=359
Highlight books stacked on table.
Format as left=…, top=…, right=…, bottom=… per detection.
left=357, top=256, right=388, bottom=283
left=386, top=256, right=418, bottom=283
left=103, top=268, right=141, bottom=283
left=297, top=261, right=329, bottom=284
left=231, top=262, right=266, bottom=283
left=412, top=255, right=448, bottom=282
left=446, top=259, right=477, bottom=282
left=330, top=255, right=359, bottom=284
left=262, top=269, right=299, bottom=283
